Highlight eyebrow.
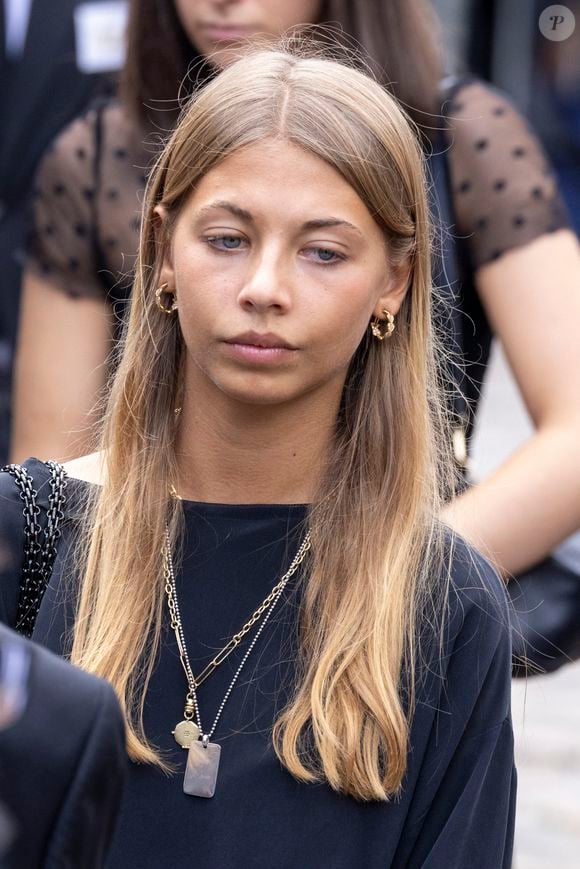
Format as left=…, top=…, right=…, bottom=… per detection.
left=199, top=201, right=253, bottom=222
left=198, top=200, right=364, bottom=237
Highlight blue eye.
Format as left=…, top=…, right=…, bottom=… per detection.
left=205, top=235, right=245, bottom=251
left=221, top=236, right=242, bottom=249
left=306, top=247, right=345, bottom=265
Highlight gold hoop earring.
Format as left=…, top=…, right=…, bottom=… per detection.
left=370, top=309, right=395, bottom=341
left=155, top=282, right=178, bottom=314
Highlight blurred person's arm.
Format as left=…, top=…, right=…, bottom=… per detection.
left=10, top=107, right=122, bottom=463
left=439, top=79, right=580, bottom=576
left=442, top=228, right=580, bottom=575
left=10, top=272, right=113, bottom=463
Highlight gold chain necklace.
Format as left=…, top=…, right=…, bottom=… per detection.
left=167, top=483, right=305, bottom=696
left=163, top=525, right=311, bottom=798
left=165, top=561, right=303, bottom=701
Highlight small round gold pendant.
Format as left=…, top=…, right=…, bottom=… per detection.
left=173, top=720, right=200, bottom=748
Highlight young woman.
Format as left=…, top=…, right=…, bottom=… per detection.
left=11, top=0, right=580, bottom=589
left=0, top=48, right=516, bottom=867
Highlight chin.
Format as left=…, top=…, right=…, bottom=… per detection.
left=213, top=372, right=309, bottom=407
left=218, top=383, right=300, bottom=407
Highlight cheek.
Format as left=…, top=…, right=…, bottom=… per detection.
left=177, top=283, right=226, bottom=336
left=306, top=279, right=373, bottom=365
left=173, top=258, right=226, bottom=337
left=172, top=1, right=212, bottom=57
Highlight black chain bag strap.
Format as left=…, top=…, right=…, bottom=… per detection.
left=1, top=462, right=68, bottom=638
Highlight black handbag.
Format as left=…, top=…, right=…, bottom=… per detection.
left=1, top=461, right=68, bottom=638
left=435, top=81, right=580, bottom=678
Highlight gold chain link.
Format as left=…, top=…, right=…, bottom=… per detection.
left=163, top=533, right=311, bottom=691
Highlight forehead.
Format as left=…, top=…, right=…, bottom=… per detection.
left=183, top=139, right=377, bottom=228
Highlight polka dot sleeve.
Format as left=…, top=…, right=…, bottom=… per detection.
left=444, top=79, right=571, bottom=270
left=25, top=107, right=106, bottom=299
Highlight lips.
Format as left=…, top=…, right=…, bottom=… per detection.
left=222, top=331, right=299, bottom=366
left=200, top=23, right=254, bottom=42
left=225, top=332, right=297, bottom=350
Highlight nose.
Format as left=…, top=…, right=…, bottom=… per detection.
left=237, top=249, right=292, bottom=315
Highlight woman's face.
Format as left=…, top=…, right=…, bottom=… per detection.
left=174, top=0, right=323, bottom=65
left=157, top=139, right=409, bottom=409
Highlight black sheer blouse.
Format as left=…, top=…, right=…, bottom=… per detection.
left=27, top=100, right=148, bottom=306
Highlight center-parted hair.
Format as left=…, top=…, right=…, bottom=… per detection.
left=71, top=45, right=457, bottom=801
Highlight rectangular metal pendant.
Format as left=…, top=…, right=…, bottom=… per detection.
left=183, top=740, right=221, bottom=798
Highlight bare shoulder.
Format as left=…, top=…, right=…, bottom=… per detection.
left=62, top=451, right=106, bottom=486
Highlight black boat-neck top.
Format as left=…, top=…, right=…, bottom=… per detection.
left=0, top=459, right=516, bottom=868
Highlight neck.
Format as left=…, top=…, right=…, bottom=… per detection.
left=174, top=380, right=342, bottom=505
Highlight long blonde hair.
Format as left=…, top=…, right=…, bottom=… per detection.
left=70, top=45, right=456, bottom=802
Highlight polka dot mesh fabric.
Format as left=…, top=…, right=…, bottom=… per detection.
left=27, top=101, right=150, bottom=304
left=26, top=79, right=570, bottom=304
left=443, top=78, right=569, bottom=268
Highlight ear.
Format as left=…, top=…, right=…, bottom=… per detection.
left=372, top=258, right=412, bottom=319
left=153, top=204, right=175, bottom=290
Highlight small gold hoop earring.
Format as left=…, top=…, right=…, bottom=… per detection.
left=155, top=282, right=178, bottom=314
left=370, top=309, right=395, bottom=341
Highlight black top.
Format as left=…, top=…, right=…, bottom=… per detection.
left=0, top=459, right=517, bottom=869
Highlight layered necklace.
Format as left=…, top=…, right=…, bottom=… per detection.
left=162, top=524, right=311, bottom=798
